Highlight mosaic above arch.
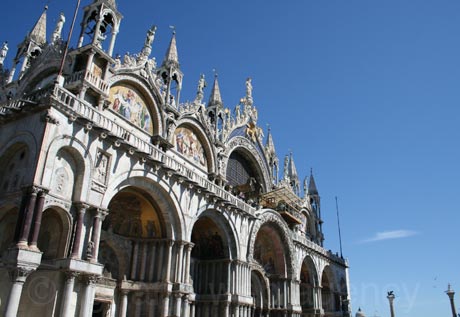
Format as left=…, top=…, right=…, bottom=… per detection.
left=108, top=83, right=153, bottom=134
left=172, top=126, right=208, bottom=170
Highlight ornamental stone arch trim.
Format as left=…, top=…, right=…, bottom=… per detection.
left=247, top=209, right=296, bottom=277
left=0, top=131, right=38, bottom=168
left=107, top=74, right=164, bottom=136
left=38, top=205, right=73, bottom=259
left=223, top=136, right=271, bottom=192
left=189, top=209, right=239, bottom=260
left=41, top=135, right=92, bottom=202
left=170, top=117, right=217, bottom=173
left=102, top=174, right=184, bottom=241
left=299, top=254, right=320, bottom=286
left=320, top=264, right=338, bottom=291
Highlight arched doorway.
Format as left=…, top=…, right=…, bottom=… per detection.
left=101, top=187, right=167, bottom=316
left=300, top=256, right=318, bottom=316
left=190, top=215, right=234, bottom=316
left=253, top=223, right=289, bottom=317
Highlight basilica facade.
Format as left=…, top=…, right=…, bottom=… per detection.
left=0, top=1, right=350, bottom=316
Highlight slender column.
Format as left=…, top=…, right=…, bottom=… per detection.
left=189, top=302, right=195, bottom=317
left=184, top=243, right=193, bottom=284
left=148, top=242, right=156, bottom=282
left=17, top=186, right=39, bottom=247
left=446, top=285, right=457, bottom=317
left=131, top=241, right=139, bottom=280
left=223, top=302, right=230, bottom=317
left=161, top=294, right=170, bottom=317
left=60, top=271, right=79, bottom=317
left=28, top=189, right=48, bottom=248
left=107, top=30, right=118, bottom=57
left=89, top=208, right=108, bottom=262
left=174, top=293, right=182, bottom=317
left=5, top=268, right=31, bottom=317
left=164, top=241, right=174, bottom=282
left=181, top=296, right=190, bottom=317
left=118, top=290, right=129, bottom=317
left=140, top=242, right=147, bottom=281
left=387, top=292, right=395, bottom=317
left=176, top=242, right=184, bottom=283
left=71, top=204, right=89, bottom=258
left=79, top=276, right=96, bottom=317
left=156, top=242, right=164, bottom=281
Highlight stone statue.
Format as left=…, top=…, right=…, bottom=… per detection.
left=145, top=25, right=157, bottom=47
left=86, top=241, right=94, bottom=259
left=52, top=13, right=66, bottom=43
left=0, top=41, right=8, bottom=65
left=195, top=74, right=206, bottom=103
left=284, top=155, right=289, bottom=180
left=246, top=77, right=253, bottom=99
left=235, top=104, right=241, bottom=121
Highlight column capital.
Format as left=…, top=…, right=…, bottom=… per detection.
left=64, top=270, right=80, bottom=281
left=74, top=202, right=90, bottom=211
left=94, top=207, right=109, bottom=219
left=8, top=267, right=33, bottom=283
left=81, top=274, right=98, bottom=285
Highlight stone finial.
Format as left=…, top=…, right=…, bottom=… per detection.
left=0, top=41, right=8, bottom=65
left=51, top=12, right=66, bottom=43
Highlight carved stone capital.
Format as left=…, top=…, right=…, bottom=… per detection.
left=8, top=267, right=33, bottom=283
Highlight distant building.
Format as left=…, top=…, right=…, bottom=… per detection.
left=0, top=1, right=350, bottom=316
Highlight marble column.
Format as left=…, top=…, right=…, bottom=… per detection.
left=164, top=241, right=174, bottom=282
left=118, top=290, right=129, bottom=317
left=28, top=189, right=48, bottom=249
left=79, top=276, right=96, bottom=317
left=184, top=243, right=193, bottom=284
left=4, top=268, right=31, bottom=317
left=181, top=295, right=190, bottom=317
left=17, top=186, right=39, bottom=247
left=60, top=271, right=79, bottom=317
left=89, top=208, right=108, bottom=262
left=174, top=293, right=182, bottom=317
left=71, top=203, right=88, bottom=259
left=108, top=30, right=118, bottom=57
left=175, top=242, right=184, bottom=283
left=161, top=294, right=170, bottom=317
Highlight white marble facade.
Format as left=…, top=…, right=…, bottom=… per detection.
left=0, top=1, right=351, bottom=317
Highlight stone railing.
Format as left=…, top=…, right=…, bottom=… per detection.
left=0, top=88, right=51, bottom=115
left=50, top=85, right=256, bottom=216
left=64, top=69, right=109, bottom=95
left=292, top=233, right=346, bottom=265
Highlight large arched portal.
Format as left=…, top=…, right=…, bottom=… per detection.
left=101, top=187, right=169, bottom=316
left=191, top=215, right=234, bottom=316
left=300, top=257, right=318, bottom=316
left=253, top=223, right=289, bottom=317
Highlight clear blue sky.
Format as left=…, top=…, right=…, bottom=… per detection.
left=2, top=1, right=460, bottom=316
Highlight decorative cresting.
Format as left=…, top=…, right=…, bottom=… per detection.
left=106, top=75, right=164, bottom=135
left=223, top=136, right=271, bottom=192
left=247, top=210, right=297, bottom=277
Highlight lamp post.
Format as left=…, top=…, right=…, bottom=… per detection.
left=386, top=291, right=395, bottom=317
left=446, top=284, right=457, bottom=317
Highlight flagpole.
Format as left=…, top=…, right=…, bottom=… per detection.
left=335, top=196, right=343, bottom=258
left=57, top=0, right=81, bottom=85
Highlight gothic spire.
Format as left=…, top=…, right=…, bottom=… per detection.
left=308, top=168, right=319, bottom=195
left=207, top=74, right=223, bottom=108
left=28, top=6, right=48, bottom=46
left=162, top=30, right=179, bottom=69
left=288, top=152, right=299, bottom=183
left=265, top=125, right=276, bottom=155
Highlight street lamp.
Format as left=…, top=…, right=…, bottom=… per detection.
left=386, top=291, right=395, bottom=317
left=446, top=284, right=458, bottom=317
